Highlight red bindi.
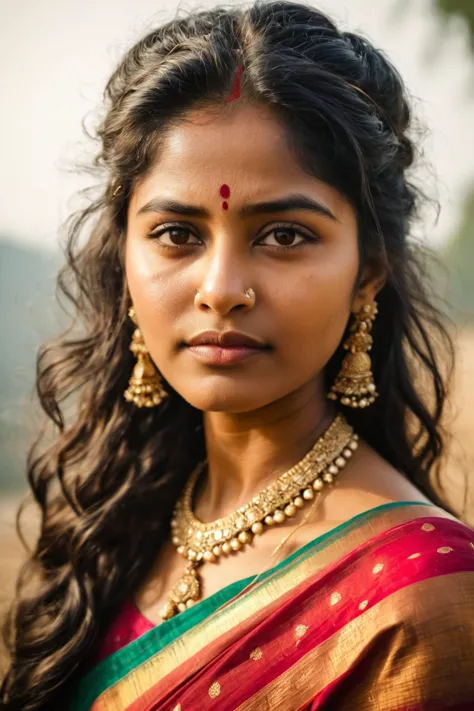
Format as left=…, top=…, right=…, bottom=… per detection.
left=219, top=184, right=230, bottom=210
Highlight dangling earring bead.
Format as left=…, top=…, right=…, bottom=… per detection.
left=327, top=302, right=379, bottom=408
left=124, top=307, right=168, bottom=408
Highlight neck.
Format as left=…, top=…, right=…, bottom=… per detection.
left=193, top=378, right=338, bottom=522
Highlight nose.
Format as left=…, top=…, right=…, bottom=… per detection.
left=194, top=244, right=256, bottom=315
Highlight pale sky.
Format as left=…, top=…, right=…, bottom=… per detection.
left=1, top=0, right=473, bottom=250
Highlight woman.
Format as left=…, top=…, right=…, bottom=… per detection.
left=2, top=1, right=473, bottom=709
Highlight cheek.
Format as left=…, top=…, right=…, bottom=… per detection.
left=275, top=250, right=357, bottom=367
left=124, top=238, right=183, bottom=352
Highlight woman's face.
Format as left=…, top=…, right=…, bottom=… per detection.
left=125, top=102, right=380, bottom=414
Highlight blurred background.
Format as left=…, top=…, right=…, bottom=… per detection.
left=1, top=0, right=474, bottom=661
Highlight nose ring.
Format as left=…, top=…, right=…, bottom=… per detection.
left=195, top=288, right=256, bottom=301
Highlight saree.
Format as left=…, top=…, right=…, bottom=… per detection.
left=69, top=501, right=474, bottom=710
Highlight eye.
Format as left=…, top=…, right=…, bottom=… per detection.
left=147, top=224, right=199, bottom=248
left=256, top=225, right=318, bottom=250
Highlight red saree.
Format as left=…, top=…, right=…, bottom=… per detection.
left=69, top=501, right=474, bottom=710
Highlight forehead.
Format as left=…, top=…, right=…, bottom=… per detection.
left=135, top=104, right=301, bottom=190
left=130, top=102, right=345, bottom=214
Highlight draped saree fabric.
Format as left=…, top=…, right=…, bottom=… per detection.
left=69, top=501, right=474, bottom=710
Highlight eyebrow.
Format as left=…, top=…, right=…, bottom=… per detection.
left=136, top=193, right=339, bottom=222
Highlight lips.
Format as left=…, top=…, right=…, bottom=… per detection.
left=186, top=330, right=268, bottom=349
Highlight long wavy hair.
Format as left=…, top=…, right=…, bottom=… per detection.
left=1, top=1, right=467, bottom=708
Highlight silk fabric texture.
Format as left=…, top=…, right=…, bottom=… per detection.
left=68, top=501, right=474, bottom=710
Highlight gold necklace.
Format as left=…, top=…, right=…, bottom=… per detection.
left=160, top=411, right=358, bottom=621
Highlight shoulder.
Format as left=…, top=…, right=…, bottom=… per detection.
left=325, top=439, right=438, bottom=523
left=364, top=495, right=474, bottom=615
left=330, top=515, right=474, bottom=708
left=399, top=540, right=474, bottom=640
left=388, top=555, right=474, bottom=701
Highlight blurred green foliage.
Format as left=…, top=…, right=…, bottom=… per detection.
left=433, top=2, right=474, bottom=320
left=436, top=0, right=474, bottom=44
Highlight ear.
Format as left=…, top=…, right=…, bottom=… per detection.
left=352, top=258, right=388, bottom=313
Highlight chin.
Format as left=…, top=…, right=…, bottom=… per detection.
left=176, top=382, right=277, bottom=414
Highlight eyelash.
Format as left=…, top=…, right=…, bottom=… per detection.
left=146, top=222, right=318, bottom=252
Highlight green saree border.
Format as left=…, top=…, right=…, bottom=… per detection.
left=69, top=500, right=438, bottom=710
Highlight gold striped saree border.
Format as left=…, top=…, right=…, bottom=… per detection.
left=94, top=504, right=456, bottom=710
left=234, top=572, right=474, bottom=710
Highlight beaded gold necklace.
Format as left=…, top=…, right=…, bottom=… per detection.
left=160, top=411, right=358, bottom=621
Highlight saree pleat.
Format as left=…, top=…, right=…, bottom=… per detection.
left=68, top=501, right=474, bottom=711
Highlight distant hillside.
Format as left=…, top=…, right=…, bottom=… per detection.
left=0, top=239, right=63, bottom=492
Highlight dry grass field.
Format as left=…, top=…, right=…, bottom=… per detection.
left=1, top=327, right=473, bottom=673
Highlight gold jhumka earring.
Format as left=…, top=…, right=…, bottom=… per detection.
left=123, top=307, right=168, bottom=408
left=327, top=302, right=379, bottom=408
